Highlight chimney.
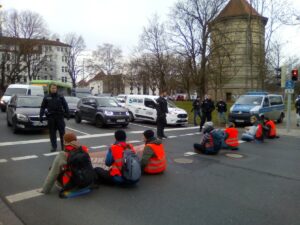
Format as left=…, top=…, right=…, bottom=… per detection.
left=56, top=38, right=60, bottom=42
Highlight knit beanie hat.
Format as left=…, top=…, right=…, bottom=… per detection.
left=64, top=132, right=79, bottom=147
left=143, top=129, right=155, bottom=140
left=115, top=130, right=126, bottom=142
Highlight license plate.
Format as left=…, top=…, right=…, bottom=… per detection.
left=117, top=119, right=126, bottom=122
left=235, top=119, right=244, bottom=122
left=33, top=121, right=47, bottom=126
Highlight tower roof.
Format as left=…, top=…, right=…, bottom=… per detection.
left=214, top=0, right=265, bottom=21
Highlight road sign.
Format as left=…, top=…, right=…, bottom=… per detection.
left=285, top=80, right=294, bottom=89
left=285, top=89, right=294, bottom=94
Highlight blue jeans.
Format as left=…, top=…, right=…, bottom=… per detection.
left=218, top=112, right=227, bottom=124
left=241, top=133, right=254, bottom=142
left=193, top=110, right=202, bottom=125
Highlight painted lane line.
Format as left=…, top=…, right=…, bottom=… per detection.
left=44, top=152, right=60, bottom=156
left=238, top=140, right=246, bottom=144
left=127, top=140, right=142, bottom=144
left=0, top=159, right=8, bottom=163
left=90, top=145, right=108, bottom=149
left=168, top=136, right=177, bottom=138
left=6, top=188, right=43, bottom=203
left=130, top=123, right=156, bottom=129
left=0, top=127, right=200, bottom=147
left=66, top=126, right=90, bottom=135
left=184, top=152, right=198, bottom=156
left=11, top=155, right=38, bottom=161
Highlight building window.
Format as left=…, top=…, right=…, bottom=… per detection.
left=37, top=76, right=40, bottom=80
left=62, top=66, right=64, bottom=72
left=24, top=77, right=27, bottom=83
left=64, top=67, right=68, bottom=73
left=45, top=67, right=48, bottom=71
left=44, top=76, right=47, bottom=80
left=65, top=77, right=67, bottom=83
left=50, top=67, right=53, bottom=71
left=50, top=76, right=53, bottom=80
left=61, top=47, right=63, bottom=51
left=61, top=77, right=65, bottom=82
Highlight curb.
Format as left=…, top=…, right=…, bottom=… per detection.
left=0, top=197, right=24, bottom=225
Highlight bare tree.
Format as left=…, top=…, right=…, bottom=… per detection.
left=91, top=43, right=123, bottom=75
left=139, top=14, right=171, bottom=92
left=64, top=33, right=86, bottom=88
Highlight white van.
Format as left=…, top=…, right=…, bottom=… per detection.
left=0, top=84, right=44, bottom=112
left=229, top=92, right=285, bottom=124
left=124, top=95, right=188, bottom=125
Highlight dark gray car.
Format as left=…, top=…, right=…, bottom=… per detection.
left=75, top=96, right=130, bottom=128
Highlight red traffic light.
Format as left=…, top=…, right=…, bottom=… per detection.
left=292, top=69, right=298, bottom=81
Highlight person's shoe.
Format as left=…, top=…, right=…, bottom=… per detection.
left=297, top=124, right=299, bottom=127
left=157, top=136, right=163, bottom=140
left=194, top=148, right=201, bottom=154
left=51, top=148, right=57, bottom=152
left=162, top=135, right=168, bottom=139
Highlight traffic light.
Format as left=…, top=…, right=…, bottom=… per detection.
left=292, top=69, right=298, bottom=81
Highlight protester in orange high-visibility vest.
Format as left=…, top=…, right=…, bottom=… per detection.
left=222, top=122, right=239, bottom=150
left=141, top=130, right=167, bottom=174
left=262, top=116, right=279, bottom=139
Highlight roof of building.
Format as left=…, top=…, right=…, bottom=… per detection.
left=214, top=0, right=267, bottom=22
left=0, top=36, right=70, bottom=47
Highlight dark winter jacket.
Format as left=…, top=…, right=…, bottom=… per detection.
left=40, top=93, right=69, bottom=118
left=156, top=96, right=168, bottom=117
left=201, top=99, right=215, bottom=114
left=216, top=101, right=227, bottom=113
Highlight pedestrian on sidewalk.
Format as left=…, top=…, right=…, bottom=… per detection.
left=191, top=96, right=202, bottom=126
left=295, top=96, right=300, bottom=127
left=141, top=130, right=167, bottom=174
left=40, top=83, right=69, bottom=152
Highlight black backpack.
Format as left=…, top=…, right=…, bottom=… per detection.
left=67, top=146, right=95, bottom=189
left=121, top=145, right=141, bottom=183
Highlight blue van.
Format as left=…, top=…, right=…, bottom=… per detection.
left=229, top=92, right=285, bottom=124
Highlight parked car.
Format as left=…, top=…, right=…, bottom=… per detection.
left=6, top=95, right=47, bottom=133
left=124, top=95, right=188, bottom=125
left=229, top=92, right=285, bottom=124
left=0, top=84, right=44, bottom=112
left=64, top=96, right=80, bottom=117
left=75, top=96, right=130, bottom=128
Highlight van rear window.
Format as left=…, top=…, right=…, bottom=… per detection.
left=5, top=88, right=27, bottom=96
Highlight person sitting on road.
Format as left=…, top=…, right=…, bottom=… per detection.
left=222, top=122, right=239, bottom=150
left=193, top=122, right=222, bottom=155
left=141, top=130, right=167, bottom=174
left=241, top=116, right=264, bottom=142
left=41, top=132, right=95, bottom=196
left=261, top=116, right=279, bottom=139
left=94, top=130, right=139, bottom=185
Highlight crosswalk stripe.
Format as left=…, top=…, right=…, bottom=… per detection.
left=0, top=159, right=8, bottom=163
left=6, top=189, right=43, bottom=203
left=11, top=155, right=38, bottom=161
left=43, top=152, right=60, bottom=156
left=90, top=145, right=108, bottom=149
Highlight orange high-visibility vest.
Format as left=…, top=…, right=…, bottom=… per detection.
left=255, top=124, right=263, bottom=140
left=266, top=120, right=276, bottom=137
left=224, top=127, right=239, bottom=147
left=61, top=145, right=89, bottom=186
left=110, top=143, right=135, bottom=177
left=144, top=143, right=167, bottom=174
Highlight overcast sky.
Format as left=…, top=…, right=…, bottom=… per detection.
left=1, top=0, right=300, bottom=60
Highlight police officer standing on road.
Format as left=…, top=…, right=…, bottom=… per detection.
left=200, top=94, right=215, bottom=132
left=40, top=83, right=69, bottom=152
left=192, top=96, right=202, bottom=126
left=295, top=96, right=300, bottom=127
left=156, top=90, right=168, bottom=139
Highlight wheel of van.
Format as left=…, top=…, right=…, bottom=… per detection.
left=129, top=112, right=134, bottom=122
left=95, top=115, right=105, bottom=128
left=75, top=113, right=81, bottom=123
left=277, top=113, right=284, bottom=123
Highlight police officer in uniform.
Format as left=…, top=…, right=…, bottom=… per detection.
left=200, top=94, right=215, bottom=132
left=40, top=83, right=69, bottom=152
left=156, top=90, right=168, bottom=139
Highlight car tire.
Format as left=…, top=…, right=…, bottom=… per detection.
left=277, top=113, right=284, bottom=123
left=121, top=123, right=129, bottom=128
left=7, top=118, right=12, bottom=127
left=129, top=112, right=134, bottom=122
left=75, top=113, right=81, bottom=123
left=1, top=107, right=5, bottom=112
left=12, top=120, right=18, bottom=134
left=95, top=115, right=105, bottom=128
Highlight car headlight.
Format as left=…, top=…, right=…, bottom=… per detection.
left=125, top=111, right=129, bottom=116
left=104, top=110, right=114, bottom=116
left=16, top=114, right=29, bottom=122
left=168, top=111, right=177, bottom=115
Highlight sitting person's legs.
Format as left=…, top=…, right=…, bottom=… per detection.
left=241, top=133, right=254, bottom=142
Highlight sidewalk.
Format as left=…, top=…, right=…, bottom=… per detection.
left=0, top=198, right=24, bottom=225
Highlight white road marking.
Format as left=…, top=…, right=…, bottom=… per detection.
left=0, top=127, right=200, bottom=147
left=66, top=126, right=90, bottom=135
left=127, top=140, right=142, bottom=144
left=168, top=136, right=177, bottom=138
left=90, top=145, right=108, bottom=149
left=238, top=140, right=246, bottom=144
left=130, top=123, right=156, bottom=129
left=6, top=188, right=43, bottom=203
left=43, top=152, right=60, bottom=156
left=184, top=152, right=198, bottom=156
left=0, top=159, right=8, bottom=163
left=11, top=155, right=38, bottom=161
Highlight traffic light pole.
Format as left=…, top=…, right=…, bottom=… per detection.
left=287, top=92, right=291, bottom=133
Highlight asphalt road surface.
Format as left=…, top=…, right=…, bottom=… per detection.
left=0, top=112, right=299, bottom=225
